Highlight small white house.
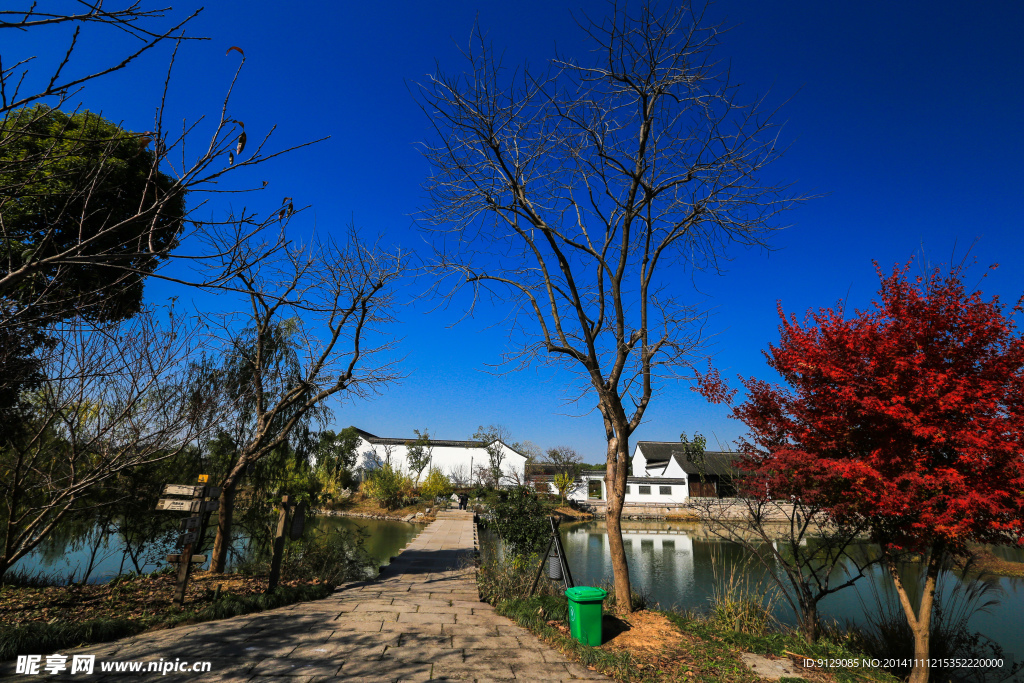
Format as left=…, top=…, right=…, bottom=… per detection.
left=556, top=441, right=739, bottom=505
left=353, top=428, right=527, bottom=486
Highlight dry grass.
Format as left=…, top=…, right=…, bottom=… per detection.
left=552, top=506, right=594, bottom=520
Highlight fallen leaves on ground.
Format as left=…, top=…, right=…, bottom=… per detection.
left=0, top=571, right=322, bottom=627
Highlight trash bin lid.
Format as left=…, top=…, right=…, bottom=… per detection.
left=565, top=586, right=608, bottom=601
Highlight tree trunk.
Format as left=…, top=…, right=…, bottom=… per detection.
left=797, top=597, right=821, bottom=643
left=886, top=545, right=943, bottom=683
left=605, top=431, right=633, bottom=613
left=209, top=484, right=236, bottom=573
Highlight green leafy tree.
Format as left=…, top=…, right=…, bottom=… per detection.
left=313, top=427, right=361, bottom=495
left=678, top=431, right=708, bottom=478
left=0, top=106, right=184, bottom=320
left=363, top=463, right=413, bottom=510
left=405, top=428, right=433, bottom=487
left=421, top=468, right=454, bottom=502
left=552, top=472, right=575, bottom=505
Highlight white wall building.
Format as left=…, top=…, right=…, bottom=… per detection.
left=353, top=428, right=527, bottom=486
left=549, top=441, right=738, bottom=506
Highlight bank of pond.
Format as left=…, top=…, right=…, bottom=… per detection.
left=548, top=520, right=1024, bottom=682
left=10, top=516, right=1024, bottom=681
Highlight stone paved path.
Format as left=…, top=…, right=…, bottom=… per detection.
left=8, top=510, right=611, bottom=682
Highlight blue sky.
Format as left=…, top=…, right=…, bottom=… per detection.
left=20, top=1, right=1024, bottom=461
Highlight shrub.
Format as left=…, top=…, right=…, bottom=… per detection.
left=477, top=533, right=558, bottom=603
left=489, top=486, right=550, bottom=556
left=421, top=468, right=454, bottom=501
left=362, top=463, right=413, bottom=510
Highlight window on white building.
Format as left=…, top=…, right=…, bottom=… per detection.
left=639, top=485, right=651, bottom=495
left=660, top=486, right=672, bottom=495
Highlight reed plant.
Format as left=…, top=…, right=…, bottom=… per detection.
left=707, top=552, right=780, bottom=637
left=844, top=556, right=1020, bottom=683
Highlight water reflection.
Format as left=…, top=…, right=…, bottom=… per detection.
left=10, top=516, right=423, bottom=584
left=559, top=520, right=1024, bottom=669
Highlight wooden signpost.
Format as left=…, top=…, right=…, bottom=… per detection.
left=155, top=477, right=221, bottom=609
left=268, top=495, right=306, bottom=592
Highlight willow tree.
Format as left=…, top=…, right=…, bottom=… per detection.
left=202, top=229, right=403, bottom=573
left=417, top=1, right=798, bottom=611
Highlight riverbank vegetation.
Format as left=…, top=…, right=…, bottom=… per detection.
left=478, top=486, right=1021, bottom=683
left=477, top=536, right=900, bottom=683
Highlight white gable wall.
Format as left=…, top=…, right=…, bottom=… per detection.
left=631, top=445, right=647, bottom=477
left=663, top=456, right=687, bottom=480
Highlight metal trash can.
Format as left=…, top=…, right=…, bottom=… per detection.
left=547, top=548, right=563, bottom=580
left=565, top=586, right=607, bottom=646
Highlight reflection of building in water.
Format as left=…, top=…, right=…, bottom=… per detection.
left=562, top=524, right=695, bottom=592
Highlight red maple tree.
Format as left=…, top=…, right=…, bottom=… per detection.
left=703, top=262, right=1024, bottom=683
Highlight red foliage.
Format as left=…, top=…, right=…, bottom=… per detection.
left=710, top=262, right=1024, bottom=553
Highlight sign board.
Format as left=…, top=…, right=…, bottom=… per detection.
left=157, top=499, right=220, bottom=513
left=198, top=474, right=209, bottom=483
left=178, top=531, right=198, bottom=546
left=180, top=517, right=202, bottom=531
left=167, top=554, right=207, bottom=564
left=203, top=486, right=222, bottom=498
left=156, top=498, right=198, bottom=512
left=163, top=484, right=201, bottom=497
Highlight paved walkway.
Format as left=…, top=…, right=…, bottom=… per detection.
left=9, top=510, right=610, bottom=682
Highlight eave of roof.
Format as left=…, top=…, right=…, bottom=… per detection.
left=364, top=437, right=488, bottom=448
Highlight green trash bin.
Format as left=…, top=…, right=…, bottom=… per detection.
left=565, top=586, right=608, bottom=646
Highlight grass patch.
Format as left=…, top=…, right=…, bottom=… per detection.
left=491, top=595, right=902, bottom=683
left=322, top=490, right=439, bottom=518
left=0, top=582, right=331, bottom=661
left=667, top=612, right=900, bottom=683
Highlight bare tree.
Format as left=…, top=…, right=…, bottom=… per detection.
left=545, top=446, right=584, bottom=503
left=201, top=229, right=403, bottom=573
left=447, top=463, right=471, bottom=487
left=693, top=494, right=876, bottom=642
left=0, top=306, right=206, bottom=579
left=417, top=1, right=799, bottom=611
left=471, top=424, right=514, bottom=486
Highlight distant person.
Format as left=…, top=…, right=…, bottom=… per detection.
left=458, top=492, right=469, bottom=510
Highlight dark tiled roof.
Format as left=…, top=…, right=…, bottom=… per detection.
left=355, top=428, right=529, bottom=454
left=673, top=451, right=740, bottom=476
left=635, top=442, right=742, bottom=476
left=366, top=437, right=488, bottom=448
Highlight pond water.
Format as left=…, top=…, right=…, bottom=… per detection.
left=556, top=520, right=1024, bottom=676
left=9, top=515, right=425, bottom=584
